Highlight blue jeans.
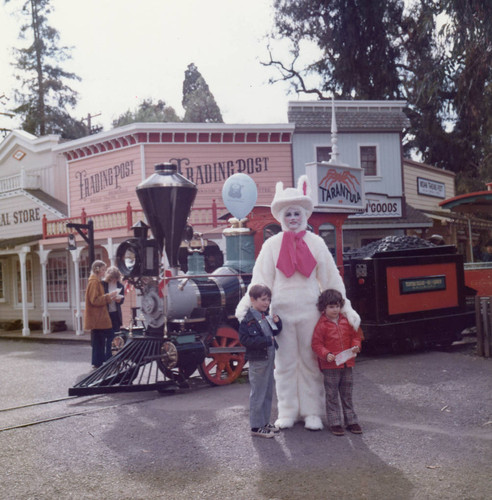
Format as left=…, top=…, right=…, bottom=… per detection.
left=91, top=328, right=114, bottom=367
left=248, top=346, right=275, bottom=429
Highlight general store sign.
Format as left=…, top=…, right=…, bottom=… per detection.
left=305, top=162, right=365, bottom=213
left=0, top=207, right=40, bottom=227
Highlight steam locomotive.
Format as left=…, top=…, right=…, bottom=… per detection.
left=70, top=163, right=251, bottom=395
left=69, top=163, right=476, bottom=396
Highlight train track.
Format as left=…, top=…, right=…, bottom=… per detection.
left=0, top=393, right=164, bottom=433
left=0, top=375, right=211, bottom=433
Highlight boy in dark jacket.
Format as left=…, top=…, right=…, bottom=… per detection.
left=239, top=284, right=282, bottom=438
left=311, top=289, right=363, bottom=436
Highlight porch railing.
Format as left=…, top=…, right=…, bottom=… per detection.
left=0, top=169, right=41, bottom=193
left=42, top=199, right=229, bottom=239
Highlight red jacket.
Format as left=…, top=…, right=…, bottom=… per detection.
left=311, top=314, right=362, bottom=370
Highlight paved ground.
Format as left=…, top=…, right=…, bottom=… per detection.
left=0, top=337, right=491, bottom=500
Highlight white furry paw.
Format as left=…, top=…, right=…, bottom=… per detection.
left=345, top=309, right=361, bottom=331
left=304, top=415, right=323, bottom=431
left=275, top=417, right=295, bottom=429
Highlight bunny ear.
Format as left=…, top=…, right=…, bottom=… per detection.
left=275, top=181, right=284, bottom=195
left=297, top=175, right=310, bottom=197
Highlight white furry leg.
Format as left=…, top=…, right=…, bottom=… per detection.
left=304, top=415, right=323, bottom=431
left=275, top=417, right=295, bottom=429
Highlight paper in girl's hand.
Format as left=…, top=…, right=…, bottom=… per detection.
left=335, top=348, right=357, bottom=366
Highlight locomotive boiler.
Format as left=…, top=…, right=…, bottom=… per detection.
left=70, top=163, right=251, bottom=396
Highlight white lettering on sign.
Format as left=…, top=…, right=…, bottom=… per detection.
left=417, top=177, right=446, bottom=198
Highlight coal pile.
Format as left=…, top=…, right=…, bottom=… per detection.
left=345, top=235, right=436, bottom=259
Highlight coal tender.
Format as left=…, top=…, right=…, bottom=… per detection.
left=343, top=236, right=476, bottom=351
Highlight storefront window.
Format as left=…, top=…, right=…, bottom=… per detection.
left=360, top=146, right=378, bottom=176
left=47, top=253, right=69, bottom=304
left=15, top=256, right=33, bottom=305
left=316, top=146, right=332, bottom=162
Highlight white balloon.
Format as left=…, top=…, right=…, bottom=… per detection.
left=222, top=173, right=258, bottom=220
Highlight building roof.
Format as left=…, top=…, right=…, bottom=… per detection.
left=422, top=209, right=492, bottom=230
left=24, top=189, right=68, bottom=217
left=403, top=158, right=456, bottom=178
left=439, top=188, right=492, bottom=216
left=288, top=100, right=410, bottom=132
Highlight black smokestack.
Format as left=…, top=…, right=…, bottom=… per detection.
left=136, top=163, right=197, bottom=268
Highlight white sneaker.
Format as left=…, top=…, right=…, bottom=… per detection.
left=265, top=423, right=280, bottom=434
left=251, top=426, right=275, bottom=438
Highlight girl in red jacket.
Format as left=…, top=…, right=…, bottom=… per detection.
left=311, top=289, right=363, bottom=436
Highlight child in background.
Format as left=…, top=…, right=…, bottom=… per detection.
left=311, top=288, right=363, bottom=436
left=239, top=284, right=282, bottom=438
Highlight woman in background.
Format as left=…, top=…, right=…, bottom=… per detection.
left=84, top=260, right=118, bottom=369
left=103, top=266, right=125, bottom=339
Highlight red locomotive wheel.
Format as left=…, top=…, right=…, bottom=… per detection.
left=198, top=326, right=246, bottom=386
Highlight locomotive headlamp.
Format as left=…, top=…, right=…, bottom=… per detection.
left=116, top=239, right=141, bottom=278
left=116, top=238, right=160, bottom=278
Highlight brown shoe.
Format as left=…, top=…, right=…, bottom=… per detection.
left=346, top=423, right=363, bottom=434
left=329, top=425, right=345, bottom=436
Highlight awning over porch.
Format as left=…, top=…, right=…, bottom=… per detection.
left=439, top=184, right=492, bottom=216
left=0, top=234, right=43, bottom=251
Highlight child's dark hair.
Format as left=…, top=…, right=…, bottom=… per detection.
left=249, top=283, right=272, bottom=300
left=317, top=289, right=345, bottom=312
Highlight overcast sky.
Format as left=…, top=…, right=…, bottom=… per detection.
left=1, top=0, right=322, bottom=133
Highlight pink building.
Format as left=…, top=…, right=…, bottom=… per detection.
left=37, top=123, right=294, bottom=333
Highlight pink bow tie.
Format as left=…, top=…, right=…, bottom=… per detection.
left=276, top=231, right=317, bottom=278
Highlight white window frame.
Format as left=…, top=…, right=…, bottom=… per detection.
left=47, top=251, right=70, bottom=307
left=358, top=144, right=380, bottom=179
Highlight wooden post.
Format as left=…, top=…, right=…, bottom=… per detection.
left=486, top=297, right=491, bottom=358
left=126, top=201, right=132, bottom=230
left=42, top=213, right=47, bottom=238
left=475, top=296, right=484, bottom=357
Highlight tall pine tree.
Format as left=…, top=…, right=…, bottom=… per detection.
left=6, top=0, right=85, bottom=138
left=182, top=63, right=223, bottom=123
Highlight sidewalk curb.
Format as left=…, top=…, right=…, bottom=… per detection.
left=0, top=330, right=91, bottom=344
